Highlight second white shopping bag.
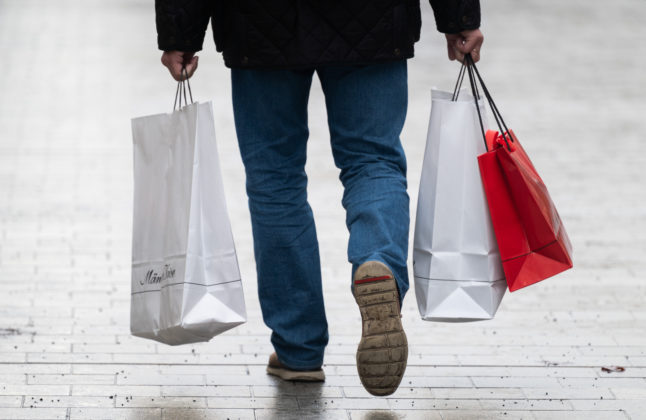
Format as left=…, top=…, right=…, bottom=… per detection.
left=130, top=79, right=247, bottom=345
left=413, top=71, right=505, bottom=322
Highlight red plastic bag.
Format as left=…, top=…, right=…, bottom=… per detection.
left=477, top=129, right=573, bottom=291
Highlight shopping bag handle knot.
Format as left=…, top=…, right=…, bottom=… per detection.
left=486, top=130, right=516, bottom=152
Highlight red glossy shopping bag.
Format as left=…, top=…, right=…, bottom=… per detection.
left=460, top=55, right=573, bottom=291
left=477, top=129, right=573, bottom=291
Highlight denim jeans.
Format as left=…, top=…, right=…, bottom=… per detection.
left=231, top=61, right=409, bottom=370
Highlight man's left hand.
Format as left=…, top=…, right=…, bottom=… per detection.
left=445, top=29, right=484, bottom=63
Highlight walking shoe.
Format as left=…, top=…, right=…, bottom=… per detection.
left=266, top=353, right=325, bottom=382
left=353, top=261, right=408, bottom=396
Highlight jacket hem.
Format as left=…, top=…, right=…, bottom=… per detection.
left=222, top=54, right=414, bottom=70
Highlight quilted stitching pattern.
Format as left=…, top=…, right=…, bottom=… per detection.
left=223, top=0, right=412, bottom=68
left=430, top=0, right=480, bottom=33
left=155, top=0, right=212, bottom=51
left=155, top=0, right=480, bottom=69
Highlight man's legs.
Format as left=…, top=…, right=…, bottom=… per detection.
left=317, top=62, right=410, bottom=395
left=317, top=62, right=410, bottom=299
left=231, top=68, right=328, bottom=370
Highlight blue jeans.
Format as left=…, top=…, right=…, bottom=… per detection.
left=231, top=61, right=409, bottom=370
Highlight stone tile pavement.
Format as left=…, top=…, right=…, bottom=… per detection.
left=0, top=0, right=645, bottom=419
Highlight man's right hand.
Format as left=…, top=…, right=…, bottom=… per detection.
left=161, top=51, right=199, bottom=81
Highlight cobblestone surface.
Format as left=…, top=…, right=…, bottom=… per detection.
left=1, top=0, right=645, bottom=419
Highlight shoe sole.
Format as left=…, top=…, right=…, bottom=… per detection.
left=266, top=366, right=325, bottom=382
left=353, top=261, right=408, bottom=396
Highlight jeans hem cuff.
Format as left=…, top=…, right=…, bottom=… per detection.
left=276, top=354, right=323, bottom=371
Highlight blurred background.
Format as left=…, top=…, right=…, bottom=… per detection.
left=0, top=0, right=645, bottom=419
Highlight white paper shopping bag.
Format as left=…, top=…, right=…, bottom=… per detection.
left=130, top=100, right=246, bottom=345
left=413, top=89, right=505, bottom=322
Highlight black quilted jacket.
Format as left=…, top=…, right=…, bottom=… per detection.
left=156, top=0, right=480, bottom=69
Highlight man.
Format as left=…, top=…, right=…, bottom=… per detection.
left=156, top=0, right=483, bottom=396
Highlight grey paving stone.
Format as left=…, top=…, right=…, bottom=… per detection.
left=0, top=408, right=68, bottom=420
left=111, top=354, right=205, bottom=364
left=0, top=374, right=26, bottom=385
left=71, top=364, right=153, bottom=375
left=26, top=353, right=113, bottom=364
left=206, top=396, right=298, bottom=410
left=23, top=395, right=115, bottom=408
left=522, top=387, right=615, bottom=400
left=471, top=377, right=562, bottom=388
left=431, top=387, right=527, bottom=400
left=0, top=385, right=70, bottom=396
left=478, top=399, right=574, bottom=411
left=596, top=367, right=646, bottom=378
left=163, top=409, right=253, bottom=420
left=610, top=388, right=646, bottom=399
left=256, top=409, right=348, bottom=420
left=626, top=357, right=646, bottom=367
left=71, top=384, right=161, bottom=397
left=70, top=408, right=162, bottom=420
left=438, top=410, right=534, bottom=420
left=252, top=384, right=343, bottom=398
left=0, top=395, right=23, bottom=407
left=117, top=374, right=205, bottom=386
left=159, top=365, right=248, bottom=376
left=569, top=399, right=646, bottom=413
left=116, top=396, right=207, bottom=408
left=72, top=343, right=156, bottom=354
left=205, top=374, right=279, bottom=386
left=321, top=376, right=364, bottom=388
left=0, top=364, right=72, bottom=375
left=388, top=398, right=481, bottom=410
left=160, top=385, right=251, bottom=398
left=531, top=411, right=630, bottom=420
left=27, top=374, right=115, bottom=385
left=342, top=387, right=434, bottom=399
left=0, top=353, right=27, bottom=363
left=349, top=410, right=442, bottom=420
left=558, top=377, right=646, bottom=389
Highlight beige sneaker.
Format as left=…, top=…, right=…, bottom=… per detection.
left=353, top=261, right=408, bottom=396
left=266, top=353, right=325, bottom=382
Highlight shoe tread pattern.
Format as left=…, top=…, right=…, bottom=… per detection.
left=354, top=261, right=408, bottom=396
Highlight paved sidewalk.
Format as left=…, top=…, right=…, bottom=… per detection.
left=1, top=0, right=645, bottom=419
